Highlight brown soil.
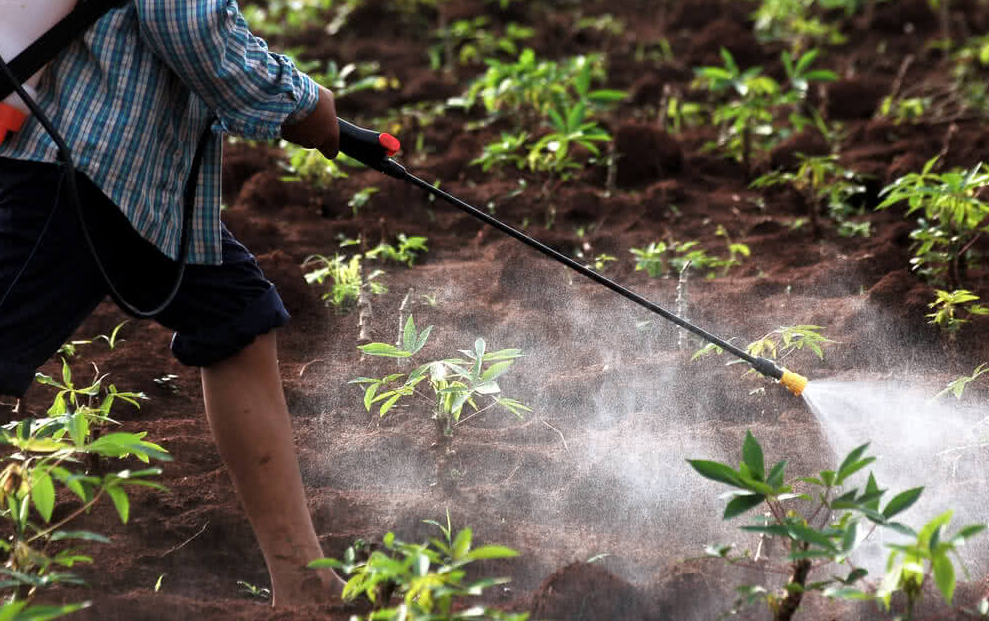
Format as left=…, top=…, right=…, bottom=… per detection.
left=10, top=1, right=989, bottom=619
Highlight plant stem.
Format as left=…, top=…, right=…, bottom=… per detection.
left=774, top=542, right=812, bottom=621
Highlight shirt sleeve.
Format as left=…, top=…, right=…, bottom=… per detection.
left=134, top=0, right=320, bottom=140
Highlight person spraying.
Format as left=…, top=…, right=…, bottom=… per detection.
left=0, top=0, right=344, bottom=607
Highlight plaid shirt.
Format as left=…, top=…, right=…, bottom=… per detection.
left=0, top=1, right=319, bottom=265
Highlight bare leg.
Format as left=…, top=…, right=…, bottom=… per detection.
left=200, top=330, right=343, bottom=606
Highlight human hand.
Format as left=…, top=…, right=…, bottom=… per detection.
left=281, top=85, right=339, bottom=158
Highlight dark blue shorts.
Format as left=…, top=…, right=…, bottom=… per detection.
left=0, top=157, right=289, bottom=397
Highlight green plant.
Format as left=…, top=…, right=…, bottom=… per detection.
left=351, top=316, right=530, bottom=437
left=311, top=60, right=395, bottom=99
left=934, top=362, right=989, bottom=400
left=280, top=143, right=349, bottom=190
left=748, top=0, right=850, bottom=50
left=926, top=289, right=988, bottom=335
left=752, top=154, right=868, bottom=235
left=303, top=254, right=386, bottom=310
left=526, top=95, right=612, bottom=177
left=694, top=325, right=833, bottom=391
left=241, top=0, right=336, bottom=36
left=0, top=376, right=169, bottom=616
left=877, top=156, right=989, bottom=289
left=689, top=431, right=986, bottom=620
left=694, top=48, right=835, bottom=173
left=308, top=512, right=527, bottom=620
left=457, top=50, right=623, bottom=122
left=366, top=234, right=430, bottom=267
left=631, top=236, right=749, bottom=279
left=428, top=17, right=534, bottom=73
left=470, top=131, right=529, bottom=173
left=237, top=580, right=271, bottom=601
left=34, top=360, right=147, bottom=419
left=348, top=186, right=380, bottom=215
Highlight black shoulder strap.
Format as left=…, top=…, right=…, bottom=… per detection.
left=0, top=0, right=129, bottom=101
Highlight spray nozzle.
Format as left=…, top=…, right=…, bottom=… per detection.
left=748, top=356, right=808, bottom=397
left=779, top=370, right=809, bottom=397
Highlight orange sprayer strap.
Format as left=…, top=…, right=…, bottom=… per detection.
left=0, top=102, right=28, bottom=145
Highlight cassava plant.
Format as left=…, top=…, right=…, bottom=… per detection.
left=751, top=154, right=869, bottom=237
left=694, top=48, right=835, bottom=174
left=351, top=316, right=530, bottom=438
left=0, top=373, right=169, bottom=618
left=308, top=511, right=527, bottom=620
left=303, top=253, right=386, bottom=311
left=689, top=431, right=987, bottom=620
left=877, top=156, right=989, bottom=290
left=693, top=325, right=833, bottom=392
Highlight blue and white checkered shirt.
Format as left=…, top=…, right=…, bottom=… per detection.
left=0, top=1, right=319, bottom=265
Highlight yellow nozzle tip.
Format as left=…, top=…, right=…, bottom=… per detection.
left=780, top=370, right=809, bottom=396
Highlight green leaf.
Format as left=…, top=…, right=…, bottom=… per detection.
left=724, top=493, right=765, bottom=519
left=358, top=343, right=412, bottom=358
left=883, top=487, right=924, bottom=519
left=30, top=471, right=55, bottom=523
left=767, top=460, right=786, bottom=488
left=933, top=554, right=956, bottom=604
left=837, top=443, right=870, bottom=478
left=742, top=431, right=765, bottom=481
left=402, top=315, right=417, bottom=353
left=452, top=527, right=472, bottom=561
left=480, top=361, right=514, bottom=384
left=687, top=460, right=742, bottom=487
left=106, top=486, right=130, bottom=524
left=50, top=530, right=111, bottom=543
left=788, top=523, right=838, bottom=552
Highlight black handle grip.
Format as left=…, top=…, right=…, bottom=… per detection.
left=337, top=118, right=405, bottom=178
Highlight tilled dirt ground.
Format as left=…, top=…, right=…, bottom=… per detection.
left=9, top=1, right=989, bottom=619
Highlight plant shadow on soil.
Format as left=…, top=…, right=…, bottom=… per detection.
left=16, top=0, right=989, bottom=619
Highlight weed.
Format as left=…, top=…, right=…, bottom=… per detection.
left=689, top=431, right=986, bottom=620
left=352, top=316, right=530, bottom=438
left=309, top=511, right=527, bottom=620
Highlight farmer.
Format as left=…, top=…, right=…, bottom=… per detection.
left=0, top=1, right=343, bottom=607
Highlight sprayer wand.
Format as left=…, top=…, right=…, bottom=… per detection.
left=337, top=119, right=809, bottom=396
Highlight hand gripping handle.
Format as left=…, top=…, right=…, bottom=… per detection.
left=337, top=118, right=406, bottom=179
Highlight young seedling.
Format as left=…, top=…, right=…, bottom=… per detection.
left=303, top=253, right=386, bottom=311
left=308, top=511, right=528, bottom=620
left=694, top=325, right=832, bottom=392
left=365, top=234, right=430, bottom=267
left=689, top=431, right=986, bottom=620
left=351, top=316, right=530, bottom=439
left=926, top=289, right=988, bottom=337
left=0, top=375, right=169, bottom=615
left=933, top=362, right=989, bottom=400
left=751, top=155, right=868, bottom=236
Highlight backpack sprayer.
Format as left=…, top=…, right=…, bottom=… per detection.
left=337, top=120, right=809, bottom=396
left=1, top=1, right=808, bottom=396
